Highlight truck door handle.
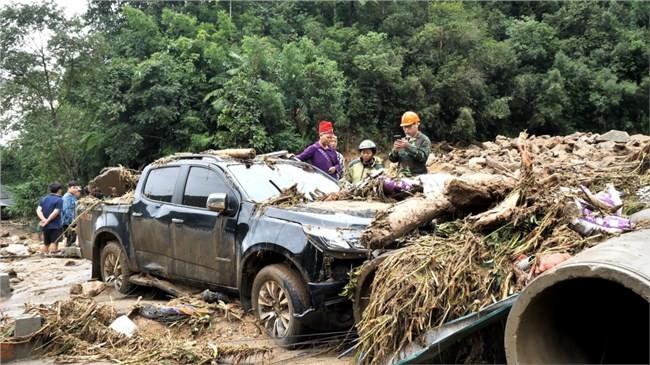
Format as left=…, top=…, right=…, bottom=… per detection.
left=172, top=218, right=184, bottom=224
left=132, top=212, right=143, bottom=217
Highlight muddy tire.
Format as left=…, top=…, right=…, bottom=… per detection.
left=252, top=264, right=311, bottom=348
left=353, top=254, right=390, bottom=325
left=100, top=241, right=133, bottom=294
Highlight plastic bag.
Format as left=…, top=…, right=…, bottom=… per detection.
left=570, top=184, right=632, bottom=236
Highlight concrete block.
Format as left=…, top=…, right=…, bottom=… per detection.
left=14, top=316, right=42, bottom=337
left=0, top=273, right=10, bottom=297
left=13, top=339, right=43, bottom=360
left=12, top=316, right=43, bottom=361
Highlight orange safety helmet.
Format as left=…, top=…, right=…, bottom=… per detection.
left=400, top=111, right=420, bottom=127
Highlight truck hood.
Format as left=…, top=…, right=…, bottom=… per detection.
left=264, top=200, right=390, bottom=228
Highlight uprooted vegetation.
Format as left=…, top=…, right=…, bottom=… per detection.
left=352, top=131, right=649, bottom=364
left=0, top=297, right=271, bottom=364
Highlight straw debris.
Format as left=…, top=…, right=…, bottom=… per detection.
left=0, top=298, right=271, bottom=364
left=354, top=131, right=648, bottom=364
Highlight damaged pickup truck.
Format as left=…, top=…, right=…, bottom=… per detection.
left=77, top=153, right=388, bottom=346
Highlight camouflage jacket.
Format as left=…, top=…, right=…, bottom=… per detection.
left=388, top=132, right=431, bottom=176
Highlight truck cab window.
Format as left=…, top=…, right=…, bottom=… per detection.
left=143, top=167, right=180, bottom=202
left=183, top=167, right=227, bottom=208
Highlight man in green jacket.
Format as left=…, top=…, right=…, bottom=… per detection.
left=346, top=140, right=383, bottom=184
left=388, top=111, right=431, bottom=176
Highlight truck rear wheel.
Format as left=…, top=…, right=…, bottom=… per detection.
left=100, top=241, right=133, bottom=294
left=252, top=264, right=311, bottom=348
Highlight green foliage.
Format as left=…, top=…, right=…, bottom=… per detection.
left=6, top=178, right=52, bottom=220
left=1, top=0, right=649, bottom=217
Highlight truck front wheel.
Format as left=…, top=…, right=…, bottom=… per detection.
left=100, top=241, right=133, bottom=294
left=252, top=264, right=311, bottom=348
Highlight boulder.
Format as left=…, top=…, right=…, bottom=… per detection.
left=595, top=130, right=630, bottom=143
left=597, top=141, right=616, bottom=151
left=82, top=281, right=106, bottom=297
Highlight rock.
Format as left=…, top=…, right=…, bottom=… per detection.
left=69, top=283, right=83, bottom=295
left=551, top=144, right=569, bottom=156
left=531, top=144, right=541, bottom=155
left=9, top=278, right=20, bottom=284
left=468, top=157, right=486, bottom=169
left=628, top=134, right=650, bottom=146
left=0, top=231, right=9, bottom=237
left=495, top=135, right=516, bottom=148
left=28, top=244, right=41, bottom=254
left=64, top=260, right=77, bottom=266
left=595, top=130, right=630, bottom=143
left=7, top=268, right=17, bottom=278
left=59, top=247, right=81, bottom=258
left=82, top=281, right=106, bottom=297
left=482, top=141, right=497, bottom=150
left=573, top=140, right=593, bottom=157
left=597, top=141, right=616, bottom=151
left=428, top=162, right=457, bottom=174
left=55, top=275, right=63, bottom=280
left=1, top=244, right=28, bottom=256
left=0, top=242, right=8, bottom=248
left=18, top=235, right=27, bottom=240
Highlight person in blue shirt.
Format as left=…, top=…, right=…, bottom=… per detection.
left=36, top=182, right=64, bottom=254
left=61, top=180, right=81, bottom=247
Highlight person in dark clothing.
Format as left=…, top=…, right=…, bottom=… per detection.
left=36, top=182, right=63, bottom=254
left=388, top=111, right=431, bottom=177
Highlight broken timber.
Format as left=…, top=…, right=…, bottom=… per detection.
left=360, top=173, right=516, bottom=249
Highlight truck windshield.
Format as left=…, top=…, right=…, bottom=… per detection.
left=228, top=162, right=340, bottom=203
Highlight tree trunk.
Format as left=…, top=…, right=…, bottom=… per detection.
left=360, top=190, right=452, bottom=249
left=360, top=174, right=517, bottom=249
left=205, top=148, right=256, bottom=159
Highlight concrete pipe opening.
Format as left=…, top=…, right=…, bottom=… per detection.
left=505, top=229, right=650, bottom=365
left=508, top=277, right=649, bottom=364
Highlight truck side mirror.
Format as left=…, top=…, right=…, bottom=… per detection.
left=207, top=193, right=228, bottom=213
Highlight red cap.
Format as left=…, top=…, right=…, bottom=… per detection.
left=318, top=121, right=334, bottom=135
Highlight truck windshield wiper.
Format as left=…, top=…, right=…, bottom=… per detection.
left=269, top=179, right=282, bottom=194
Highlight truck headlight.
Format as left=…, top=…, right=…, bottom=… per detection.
left=303, top=225, right=365, bottom=250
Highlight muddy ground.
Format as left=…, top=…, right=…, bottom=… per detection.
left=0, top=220, right=351, bottom=364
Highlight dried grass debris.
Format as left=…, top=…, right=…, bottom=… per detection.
left=0, top=298, right=271, bottom=364
left=355, top=132, right=648, bottom=364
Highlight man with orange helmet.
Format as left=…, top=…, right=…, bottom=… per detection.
left=388, top=111, right=431, bottom=176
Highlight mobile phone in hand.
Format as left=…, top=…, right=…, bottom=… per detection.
left=393, top=134, right=403, bottom=142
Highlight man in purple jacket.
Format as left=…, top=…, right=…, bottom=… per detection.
left=296, top=121, right=340, bottom=179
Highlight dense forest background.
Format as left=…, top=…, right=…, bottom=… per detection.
left=0, top=0, right=648, bottom=217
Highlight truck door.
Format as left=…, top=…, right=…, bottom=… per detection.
left=131, top=166, right=181, bottom=278
left=170, top=165, right=238, bottom=287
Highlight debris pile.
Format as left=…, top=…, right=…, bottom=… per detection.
left=0, top=297, right=271, bottom=364
left=354, top=131, right=649, bottom=364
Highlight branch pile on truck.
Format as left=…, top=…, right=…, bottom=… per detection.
left=343, top=131, right=649, bottom=364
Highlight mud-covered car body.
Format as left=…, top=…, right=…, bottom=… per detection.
left=78, top=154, right=387, bottom=338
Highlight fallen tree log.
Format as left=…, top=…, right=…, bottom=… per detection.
left=204, top=148, right=256, bottom=159
left=360, top=190, right=452, bottom=249
left=360, top=174, right=517, bottom=249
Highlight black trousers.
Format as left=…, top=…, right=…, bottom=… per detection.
left=62, top=224, right=77, bottom=247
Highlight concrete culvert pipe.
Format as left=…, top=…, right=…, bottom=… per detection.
left=505, top=229, right=650, bottom=364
